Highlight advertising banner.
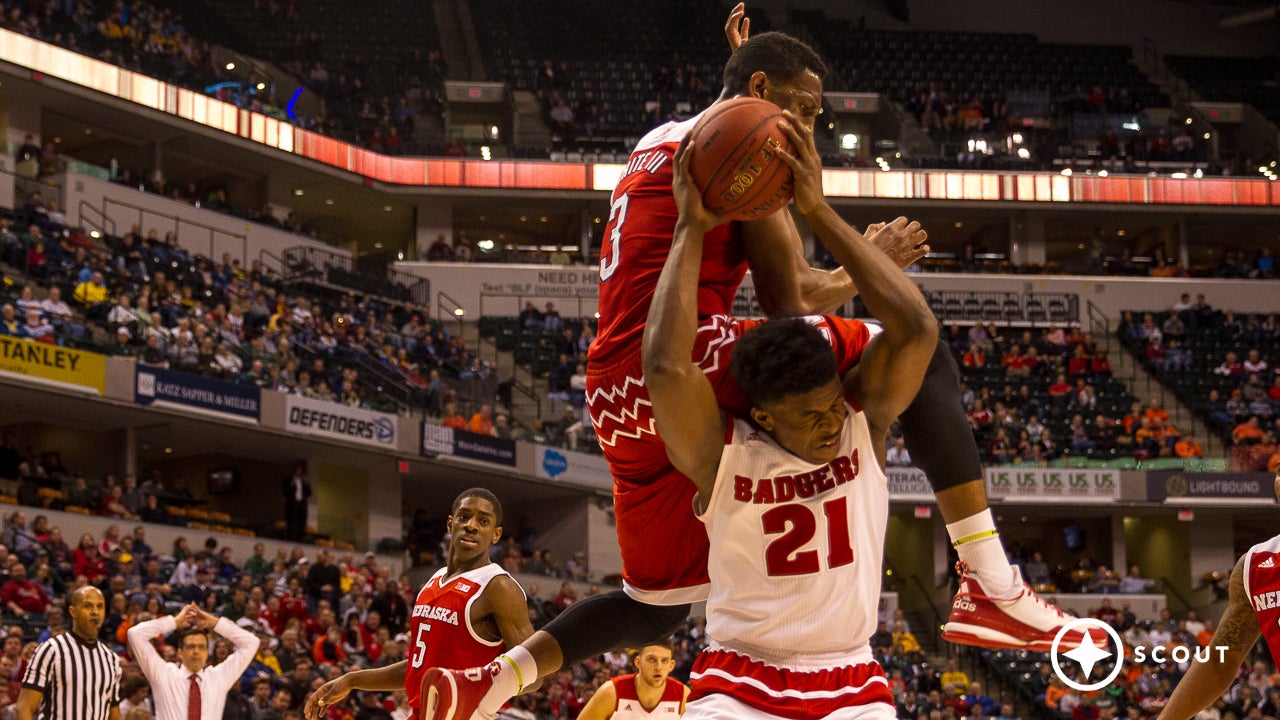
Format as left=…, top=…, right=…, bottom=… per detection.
left=986, top=467, right=1119, bottom=502
left=1146, top=471, right=1276, bottom=502
left=885, top=467, right=935, bottom=501
left=0, top=337, right=106, bottom=394
left=534, top=445, right=612, bottom=492
left=451, top=430, right=516, bottom=466
left=135, top=366, right=260, bottom=420
left=419, top=424, right=517, bottom=467
left=285, top=394, right=397, bottom=448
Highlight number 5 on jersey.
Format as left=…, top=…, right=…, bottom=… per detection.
left=410, top=624, right=430, bottom=667
left=599, top=194, right=629, bottom=282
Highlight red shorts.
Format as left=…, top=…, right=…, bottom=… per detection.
left=586, top=314, right=871, bottom=604
left=688, top=648, right=894, bottom=720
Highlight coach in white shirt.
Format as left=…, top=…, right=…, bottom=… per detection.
left=127, top=603, right=259, bottom=720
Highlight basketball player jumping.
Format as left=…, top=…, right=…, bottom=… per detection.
left=303, top=488, right=537, bottom=720
left=643, top=125, right=933, bottom=719
left=421, top=20, right=1081, bottom=720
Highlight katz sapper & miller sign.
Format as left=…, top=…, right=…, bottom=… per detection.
left=284, top=394, right=397, bottom=448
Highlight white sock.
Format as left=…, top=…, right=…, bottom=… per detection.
left=484, top=645, right=539, bottom=711
left=947, top=509, right=1020, bottom=600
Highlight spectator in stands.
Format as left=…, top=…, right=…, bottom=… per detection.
left=425, top=234, right=454, bottom=261
left=441, top=403, right=466, bottom=430
left=1244, top=349, right=1270, bottom=375
left=467, top=403, right=495, bottom=436
left=885, top=437, right=912, bottom=466
left=1117, top=565, right=1155, bottom=594
left=0, top=563, right=49, bottom=619
left=1234, top=416, right=1265, bottom=445
left=1175, top=433, right=1204, bottom=458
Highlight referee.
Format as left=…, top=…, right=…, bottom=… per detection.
left=16, top=586, right=121, bottom=720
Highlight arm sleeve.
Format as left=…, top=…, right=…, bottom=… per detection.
left=126, top=615, right=178, bottom=683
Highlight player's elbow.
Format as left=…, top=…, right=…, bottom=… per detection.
left=641, top=348, right=683, bottom=382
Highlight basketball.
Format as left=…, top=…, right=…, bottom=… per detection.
left=687, top=97, right=795, bottom=222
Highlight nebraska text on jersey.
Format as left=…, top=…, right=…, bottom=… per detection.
left=412, top=604, right=460, bottom=625
left=732, top=450, right=861, bottom=505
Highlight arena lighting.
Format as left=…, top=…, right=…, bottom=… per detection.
left=1122, top=121, right=1140, bottom=131
left=396, top=252, right=404, bottom=260
left=1061, top=168, right=1072, bottom=176
left=324, top=198, right=334, bottom=205
left=839, top=133, right=857, bottom=150
left=382, top=205, right=393, bottom=211
left=1260, top=166, right=1269, bottom=173
left=480, top=146, right=492, bottom=160
left=1193, top=168, right=1204, bottom=178
left=1170, top=172, right=1189, bottom=179
left=225, top=62, right=235, bottom=70
left=256, top=82, right=265, bottom=90
left=1203, top=132, right=1211, bottom=140
left=1097, top=170, right=1108, bottom=177
left=454, top=308, right=465, bottom=316
left=1011, top=132, right=1024, bottom=144
left=1016, top=148, right=1031, bottom=159
left=293, top=189, right=303, bottom=196
left=594, top=312, right=601, bottom=319
left=89, top=230, right=100, bottom=238
left=477, top=239, right=495, bottom=251
left=374, top=242, right=383, bottom=249
left=1184, top=117, right=1192, bottom=125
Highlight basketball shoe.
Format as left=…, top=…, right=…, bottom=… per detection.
left=942, top=562, right=1089, bottom=652
left=420, top=663, right=501, bottom=720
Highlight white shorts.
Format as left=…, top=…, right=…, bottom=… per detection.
left=685, top=693, right=897, bottom=720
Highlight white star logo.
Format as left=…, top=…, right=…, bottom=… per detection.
left=1050, top=618, right=1125, bottom=691
left=1063, top=629, right=1113, bottom=679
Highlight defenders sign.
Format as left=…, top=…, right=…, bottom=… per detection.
left=0, top=337, right=106, bottom=394
left=285, top=394, right=397, bottom=448
left=986, top=468, right=1118, bottom=502
left=135, top=366, right=260, bottom=420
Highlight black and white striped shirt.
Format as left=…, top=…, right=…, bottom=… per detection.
left=22, top=632, right=121, bottom=720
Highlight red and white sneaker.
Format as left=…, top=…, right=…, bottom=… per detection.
left=942, top=563, right=1088, bottom=653
left=420, top=662, right=502, bottom=720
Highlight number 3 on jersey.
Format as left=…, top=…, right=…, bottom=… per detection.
left=762, top=497, right=854, bottom=577
left=599, top=193, right=629, bottom=282
left=410, top=624, right=430, bottom=667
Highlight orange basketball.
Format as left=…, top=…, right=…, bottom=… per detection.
left=687, top=97, right=795, bottom=221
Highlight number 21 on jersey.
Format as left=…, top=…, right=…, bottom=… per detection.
left=599, top=194, right=629, bottom=282
left=762, top=497, right=854, bottom=577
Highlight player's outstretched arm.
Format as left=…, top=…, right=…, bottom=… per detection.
left=576, top=680, right=618, bottom=720
left=642, top=136, right=728, bottom=503
left=775, top=113, right=936, bottom=436
left=303, top=661, right=407, bottom=720
left=1159, top=555, right=1258, bottom=720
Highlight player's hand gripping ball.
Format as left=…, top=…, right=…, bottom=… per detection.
left=687, top=97, right=795, bottom=222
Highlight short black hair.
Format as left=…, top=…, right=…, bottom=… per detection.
left=730, top=319, right=838, bottom=408
left=722, top=32, right=828, bottom=95
left=452, top=487, right=503, bottom=526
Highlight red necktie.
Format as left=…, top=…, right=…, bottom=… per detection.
left=188, top=674, right=201, bottom=720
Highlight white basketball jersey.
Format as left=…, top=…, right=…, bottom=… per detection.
left=698, top=404, right=888, bottom=664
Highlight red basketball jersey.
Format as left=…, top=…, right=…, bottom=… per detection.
left=1245, top=535, right=1280, bottom=661
left=591, top=114, right=747, bottom=365
left=404, top=564, right=514, bottom=711
left=610, top=673, right=686, bottom=719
